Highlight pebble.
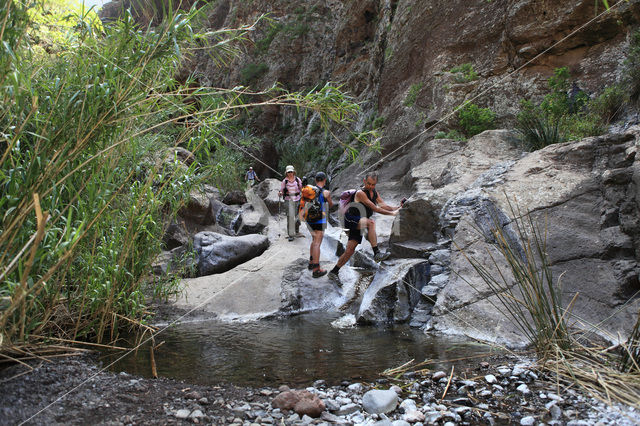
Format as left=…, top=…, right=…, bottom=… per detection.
left=403, top=409, right=425, bottom=422
left=399, top=399, right=417, bottom=413
left=520, top=415, right=535, bottom=425
left=485, top=374, right=498, bottom=384
left=432, top=371, right=447, bottom=380
left=175, top=409, right=190, bottom=419
left=363, top=389, right=399, bottom=414
left=189, top=409, right=204, bottom=419
left=516, top=384, right=531, bottom=395
left=347, top=383, right=364, bottom=393
left=336, top=403, right=359, bottom=416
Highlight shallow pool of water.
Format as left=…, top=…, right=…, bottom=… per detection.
left=101, top=312, right=494, bottom=387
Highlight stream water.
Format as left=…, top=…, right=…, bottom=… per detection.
left=101, top=312, right=496, bottom=387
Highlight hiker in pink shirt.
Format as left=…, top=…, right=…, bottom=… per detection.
left=278, top=165, right=303, bottom=241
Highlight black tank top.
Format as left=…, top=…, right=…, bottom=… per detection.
left=347, top=188, right=378, bottom=219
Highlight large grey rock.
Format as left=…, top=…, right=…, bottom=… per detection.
left=254, top=178, right=284, bottom=214
left=432, top=130, right=640, bottom=346
left=194, top=231, right=269, bottom=276
left=234, top=202, right=268, bottom=235
left=362, top=389, right=398, bottom=414
left=357, top=259, right=430, bottom=324
left=222, top=190, right=247, bottom=205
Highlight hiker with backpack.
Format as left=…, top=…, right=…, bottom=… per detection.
left=328, top=172, right=404, bottom=284
left=245, top=167, right=260, bottom=188
left=278, top=165, right=303, bottom=241
left=299, top=172, right=334, bottom=278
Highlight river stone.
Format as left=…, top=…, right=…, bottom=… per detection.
left=399, top=399, right=417, bottom=413
left=520, top=416, right=535, bottom=425
left=272, top=390, right=325, bottom=418
left=362, top=389, right=398, bottom=414
left=175, top=409, right=191, bottom=419
left=194, top=231, right=269, bottom=276
left=404, top=410, right=426, bottom=423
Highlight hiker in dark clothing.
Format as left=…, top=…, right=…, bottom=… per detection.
left=329, top=172, right=402, bottom=283
left=300, top=172, right=333, bottom=278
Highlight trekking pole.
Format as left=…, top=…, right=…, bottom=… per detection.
left=276, top=194, right=282, bottom=238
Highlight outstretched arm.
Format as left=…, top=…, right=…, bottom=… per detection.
left=355, top=191, right=397, bottom=216
left=376, top=194, right=401, bottom=212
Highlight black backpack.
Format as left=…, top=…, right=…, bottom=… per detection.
left=300, top=185, right=323, bottom=222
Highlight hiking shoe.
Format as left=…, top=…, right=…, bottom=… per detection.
left=328, top=271, right=342, bottom=287
left=373, top=251, right=391, bottom=262
left=308, top=263, right=315, bottom=270
left=288, top=236, right=295, bottom=241
left=312, top=269, right=327, bottom=278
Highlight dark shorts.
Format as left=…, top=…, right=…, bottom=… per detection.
left=344, top=214, right=363, bottom=243
left=347, top=227, right=363, bottom=243
left=307, top=222, right=325, bottom=231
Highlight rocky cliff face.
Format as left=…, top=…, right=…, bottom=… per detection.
left=104, top=0, right=640, bottom=346
left=100, top=0, right=640, bottom=175
left=185, top=0, right=640, bottom=172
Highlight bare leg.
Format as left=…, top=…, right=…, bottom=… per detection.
left=310, top=230, right=324, bottom=267
left=336, top=239, right=359, bottom=268
left=364, top=218, right=377, bottom=248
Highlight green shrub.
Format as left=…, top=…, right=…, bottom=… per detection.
left=590, top=85, right=627, bottom=123
left=240, top=62, right=269, bottom=85
left=450, top=63, right=478, bottom=83
left=517, top=67, right=611, bottom=150
left=404, top=82, right=423, bottom=107
left=434, top=130, right=465, bottom=140
left=623, top=30, right=640, bottom=100
left=457, top=102, right=495, bottom=137
left=517, top=100, right=562, bottom=150
left=255, top=22, right=283, bottom=54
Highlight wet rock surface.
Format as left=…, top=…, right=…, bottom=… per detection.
left=2, top=353, right=638, bottom=425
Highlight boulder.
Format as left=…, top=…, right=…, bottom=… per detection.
left=163, top=221, right=190, bottom=250
left=222, top=190, right=247, bottom=205
left=194, top=232, right=269, bottom=276
left=204, top=199, right=240, bottom=231
left=234, top=203, right=268, bottom=235
left=357, top=259, right=430, bottom=324
left=254, top=178, right=284, bottom=214
left=389, top=197, right=440, bottom=246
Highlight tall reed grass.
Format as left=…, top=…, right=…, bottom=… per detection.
left=457, top=197, right=640, bottom=406
left=457, top=199, right=572, bottom=354
left=0, top=1, right=366, bottom=348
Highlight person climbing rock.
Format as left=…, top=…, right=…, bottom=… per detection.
left=299, top=172, right=333, bottom=278
left=245, top=166, right=260, bottom=188
left=278, top=165, right=302, bottom=241
left=328, top=172, right=403, bottom=284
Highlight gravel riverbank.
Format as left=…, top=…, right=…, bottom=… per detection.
left=1, top=352, right=638, bottom=425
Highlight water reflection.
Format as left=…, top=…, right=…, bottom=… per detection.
left=101, top=312, right=494, bottom=387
